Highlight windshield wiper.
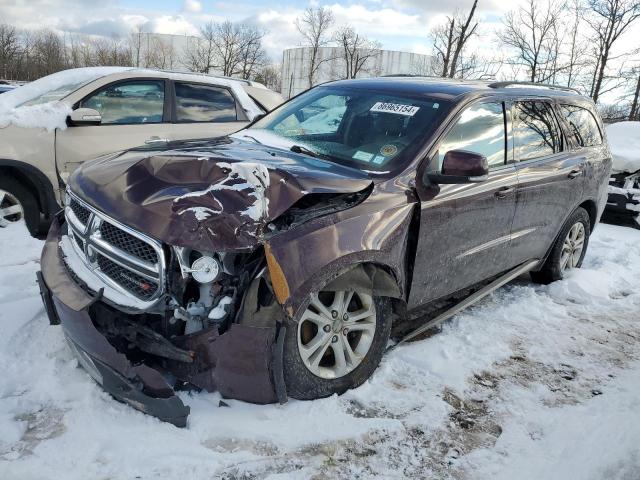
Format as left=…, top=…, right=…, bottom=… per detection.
left=290, top=144, right=324, bottom=159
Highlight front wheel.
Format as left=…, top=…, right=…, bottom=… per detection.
left=283, top=290, right=392, bottom=400
left=530, top=207, right=591, bottom=284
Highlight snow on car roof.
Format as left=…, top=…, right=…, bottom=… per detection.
left=605, top=121, right=640, bottom=173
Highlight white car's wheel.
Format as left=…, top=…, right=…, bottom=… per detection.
left=0, top=189, right=24, bottom=227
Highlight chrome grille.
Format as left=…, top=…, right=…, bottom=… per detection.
left=69, top=198, right=91, bottom=225
left=96, top=254, right=158, bottom=300
left=99, top=222, right=158, bottom=264
left=63, top=192, right=165, bottom=308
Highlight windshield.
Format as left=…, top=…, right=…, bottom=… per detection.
left=248, top=85, right=449, bottom=172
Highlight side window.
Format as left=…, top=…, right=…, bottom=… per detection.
left=560, top=104, right=602, bottom=147
left=438, top=102, right=506, bottom=169
left=513, top=101, right=562, bottom=161
left=81, top=81, right=165, bottom=124
left=175, top=83, right=237, bottom=123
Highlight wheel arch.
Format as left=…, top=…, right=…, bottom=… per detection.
left=578, top=198, right=598, bottom=232
left=0, top=159, right=60, bottom=218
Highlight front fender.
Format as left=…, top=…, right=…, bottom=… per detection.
left=265, top=202, right=415, bottom=318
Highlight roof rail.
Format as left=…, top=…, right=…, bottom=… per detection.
left=488, top=81, right=580, bottom=95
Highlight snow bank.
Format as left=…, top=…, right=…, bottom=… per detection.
left=605, top=121, right=640, bottom=173
left=0, top=67, right=132, bottom=131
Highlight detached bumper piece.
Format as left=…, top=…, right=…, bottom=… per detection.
left=604, top=173, right=640, bottom=229
left=38, top=218, right=282, bottom=427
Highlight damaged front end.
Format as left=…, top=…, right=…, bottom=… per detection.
left=37, top=143, right=375, bottom=426
left=38, top=212, right=288, bottom=427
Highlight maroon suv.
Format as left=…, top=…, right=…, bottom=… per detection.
left=37, top=78, right=611, bottom=426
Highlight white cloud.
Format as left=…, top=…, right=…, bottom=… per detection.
left=183, top=0, right=202, bottom=14
left=148, top=15, right=200, bottom=36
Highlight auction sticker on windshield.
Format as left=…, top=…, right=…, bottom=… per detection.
left=370, top=102, right=420, bottom=116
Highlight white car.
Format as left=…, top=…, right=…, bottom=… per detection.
left=0, top=67, right=283, bottom=236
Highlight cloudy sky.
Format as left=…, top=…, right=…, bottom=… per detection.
left=0, top=0, right=516, bottom=61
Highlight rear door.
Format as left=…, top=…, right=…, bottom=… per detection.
left=509, top=99, right=586, bottom=265
left=409, top=100, right=518, bottom=308
left=168, top=81, right=250, bottom=141
left=55, top=78, right=172, bottom=180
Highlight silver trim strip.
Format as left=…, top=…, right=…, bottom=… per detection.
left=456, top=227, right=537, bottom=259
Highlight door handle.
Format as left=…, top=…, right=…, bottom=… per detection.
left=568, top=168, right=582, bottom=179
left=145, top=136, right=170, bottom=144
left=494, top=186, right=515, bottom=198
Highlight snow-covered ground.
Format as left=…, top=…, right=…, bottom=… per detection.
left=1, top=220, right=639, bottom=479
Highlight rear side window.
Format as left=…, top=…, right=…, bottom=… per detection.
left=81, top=80, right=165, bottom=124
left=513, top=101, right=562, bottom=161
left=438, top=102, right=506, bottom=169
left=560, top=104, right=602, bottom=147
left=175, top=83, right=237, bottom=123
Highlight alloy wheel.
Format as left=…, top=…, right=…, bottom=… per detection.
left=560, top=222, right=585, bottom=272
left=297, top=290, right=376, bottom=379
left=0, top=189, right=23, bottom=227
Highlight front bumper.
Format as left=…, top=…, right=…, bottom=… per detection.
left=37, top=217, right=285, bottom=427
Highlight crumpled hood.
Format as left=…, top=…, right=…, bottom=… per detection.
left=69, top=137, right=372, bottom=251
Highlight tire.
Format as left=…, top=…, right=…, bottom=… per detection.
left=530, top=207, right=591, bottom=284
left=283, top=290, right=392, bottom=400
left=0, top=177, right=49, bottom=238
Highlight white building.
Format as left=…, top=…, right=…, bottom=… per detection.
left=281, top=47, right=434, bottom=98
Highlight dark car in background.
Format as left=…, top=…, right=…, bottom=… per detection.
left=37, top=77, right=611, bottom=426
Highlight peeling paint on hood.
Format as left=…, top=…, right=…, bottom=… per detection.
left=68, top=137, right=373, bottom=252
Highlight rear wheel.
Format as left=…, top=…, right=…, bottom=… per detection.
left=531, top=207, right=590, bottom=284
left=283, top=289, right=392, bottom=400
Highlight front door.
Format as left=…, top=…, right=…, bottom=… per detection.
left=55, top=79, right=173, bottom=181
left=408, top=101, right=518, bottom=308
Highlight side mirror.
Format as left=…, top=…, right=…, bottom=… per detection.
left=425, top=150, right=489, bottom=185
left=68, top=108, right=102, bottom=126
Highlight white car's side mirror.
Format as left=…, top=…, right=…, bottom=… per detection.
left=69, top=108, right=102, bottom=126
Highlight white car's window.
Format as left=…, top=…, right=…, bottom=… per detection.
left=175, top=83, right=237, bottom=123
left=81, top=80, right=165, bottom=125
left=438, top=102, right=506, bottom=169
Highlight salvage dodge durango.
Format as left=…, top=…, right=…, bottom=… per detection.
left=37, top=78, right=611, bottom=426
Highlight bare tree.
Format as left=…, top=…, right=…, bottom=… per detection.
left=585, top=0, right=640, bottom=103
left=254, top=63, right=282, bottom=92
left=431, top=19, right=456, bottom=77
left=144, top=36, right=175, bottom=69
left=183, top=22, right=217, bottom=73
left=630, top=71, right=640, bottom=120
left=333, top=26, right=381, bottom=79
left=449, top=0, right=479, bottom=78
left=236, top=24, right=267, bottom=79
left=129, top=26, right=144, bottom=68
left=295, top=7, right=334, bottom=87
left=0, top=24, right=20, bottom=79
left=499, top=0, right=564, bottom=83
